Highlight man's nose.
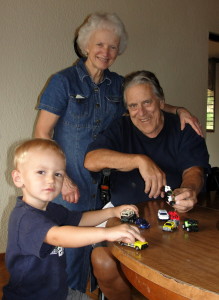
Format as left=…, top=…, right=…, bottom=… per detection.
left=137, top=103, right=146, bottom=116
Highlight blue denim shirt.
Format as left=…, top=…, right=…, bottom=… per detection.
left=38, top=58, right=125, bottom=211
left=37, top=59, right=125, bottom=292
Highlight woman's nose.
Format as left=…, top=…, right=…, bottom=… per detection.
left=102, top=46, right=109, bottom=56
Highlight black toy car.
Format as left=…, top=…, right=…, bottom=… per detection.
left=182, top=219, right=199, bottom=232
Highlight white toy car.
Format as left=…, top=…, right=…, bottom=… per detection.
left=158, top=209, right=169, bottom=220
left=120, top=209, right=137, bottom=223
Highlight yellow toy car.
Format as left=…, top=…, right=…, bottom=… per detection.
left=162, top=220, right=177, bottom=232
left=119, top=240, right=148, bottom=250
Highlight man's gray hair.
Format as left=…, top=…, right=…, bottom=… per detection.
left=123, top=70, right=165, bottom=104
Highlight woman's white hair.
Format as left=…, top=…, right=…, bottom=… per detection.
left=77, top=12, right=128, bottom=56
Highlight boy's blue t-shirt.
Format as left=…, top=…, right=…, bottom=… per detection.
left=3, top=197, right=82, bottom=300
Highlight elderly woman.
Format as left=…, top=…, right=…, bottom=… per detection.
left=34, top=12, right=202, bottom=297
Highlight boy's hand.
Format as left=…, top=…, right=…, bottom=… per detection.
left=105, top=223, right=145, bottom=244
left=113, top=204, right=139, bottom=219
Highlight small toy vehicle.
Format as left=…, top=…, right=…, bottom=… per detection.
left=119, top=240, right=148, bottom=250
left=164, top=185, right=175, bottom=206
left=121, top=209, right=137, bottom=223
left=168, top=211, right=180, bottom=225
left=162, top=220, right=177, bottom=232
left=158, top=209, right=169, bottom=220
left=135, top=217, right=150, bottom=229
left=182, top=219, right=199, bottom=232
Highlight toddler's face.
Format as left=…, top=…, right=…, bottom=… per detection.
left=16, top=148, right=65, bottom=210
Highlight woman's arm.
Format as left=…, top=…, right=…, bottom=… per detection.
left=163, top=104, right=203, bottom=137
left=34, top=110, right=80, bottom=203
left=34, top=110, right=60, bottom=139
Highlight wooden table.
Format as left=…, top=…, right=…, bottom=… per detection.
left=107, top=194, right=219, bottom=300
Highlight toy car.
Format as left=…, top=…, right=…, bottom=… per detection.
left=162, top=220, right=177, bottom=232
left=158, top=209, right=169, bottom=220
left=120, top=209, right=137, bottom=223
left=168, top=211, right=180, bottom=224
left=119, top=240, right=148, bottom=250
left=163, top=185, right=175, bottom=206
left=182, top=219, right=199, bottom=232
left=135, top=217, right=150, bottom=229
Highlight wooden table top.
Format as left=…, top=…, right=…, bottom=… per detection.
left=107, top=194, right=219, bottom=300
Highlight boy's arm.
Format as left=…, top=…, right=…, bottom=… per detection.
left=79, top=204, right=139, bottom=227
left=44, top=223, right=144, bottom=248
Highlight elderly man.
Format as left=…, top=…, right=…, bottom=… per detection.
left=84, top=70, right=209, bottom=300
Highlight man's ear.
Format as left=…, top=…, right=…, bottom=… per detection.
left=160, top=99, right=165, bottom=110
left=12, top=170, right=24, bottom=188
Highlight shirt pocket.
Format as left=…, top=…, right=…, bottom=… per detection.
left=68, top=94, right=89, bottom=118
left=105, top=95, right=124, bottom=119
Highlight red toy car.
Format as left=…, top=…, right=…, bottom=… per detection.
left=168, top=211, right=180, bottom=224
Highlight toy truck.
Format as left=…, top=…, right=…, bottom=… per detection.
left=164, top=185, right=175, bottom=206
left=120, top=209, right=137, bottom=223
left=182, top=219, right=199, bottom=232
left=119, top=240, right=148, bottom=250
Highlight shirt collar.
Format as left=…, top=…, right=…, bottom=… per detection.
left=76, top=58, right=112, bottom=85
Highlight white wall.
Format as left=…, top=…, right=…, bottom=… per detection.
left=1, top=0, right=219, bottom=252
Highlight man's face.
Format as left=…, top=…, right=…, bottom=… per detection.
left=125, top=83, right=165, bottom=138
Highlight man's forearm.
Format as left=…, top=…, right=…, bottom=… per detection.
left=181, top=167, right=204, bottom=195
left=84, top=149, right=141, bottom=172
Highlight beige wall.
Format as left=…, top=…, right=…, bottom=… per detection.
left=1, top=0, right=219, bottom=252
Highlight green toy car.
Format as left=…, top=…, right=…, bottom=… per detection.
left=182, top=219, right=199, bottom=232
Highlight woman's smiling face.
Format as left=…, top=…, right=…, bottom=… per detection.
left=85, top=29, right=120, bottom=73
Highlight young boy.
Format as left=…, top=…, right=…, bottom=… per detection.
left=3, top=138, right=144, bottom=300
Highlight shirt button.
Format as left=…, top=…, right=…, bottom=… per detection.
left=92, top=194, right=96, bottom=198
left=93, top=134, right=97, bottom=139
left=96, top=103, right=100, bottom=108
left=96, top=120, right=101, bottom=125
left=94, top=87, right=99, bottom=92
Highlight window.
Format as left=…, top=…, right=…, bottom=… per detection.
left=206, top=88, right=215, bottom=131
left=207, top=33, right=219, bottom=132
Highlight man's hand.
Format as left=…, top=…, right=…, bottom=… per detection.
left=61, top=175, right=80, bottom=203
left=177, top=107, right=203, bottom=137
left=137, top=155, right=166, bottom=198
left=173, top=187, right=197, bottom=213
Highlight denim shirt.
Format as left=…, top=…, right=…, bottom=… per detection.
left=38, top=58, right=125, bottom=211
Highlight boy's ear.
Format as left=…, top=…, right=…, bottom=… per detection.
left=12, top=170, right=24, bottom=188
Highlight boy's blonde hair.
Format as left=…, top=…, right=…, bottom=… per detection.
left=14, top=138, right=66, bottom=168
